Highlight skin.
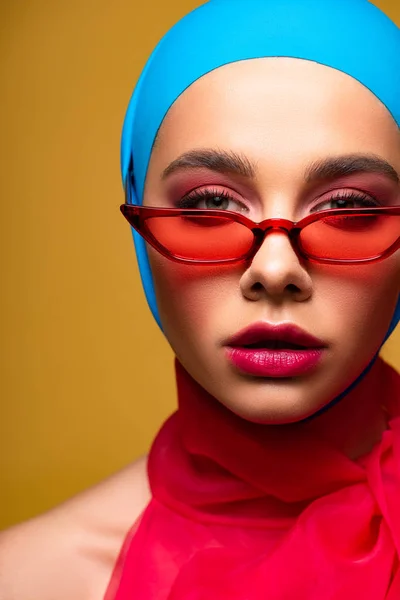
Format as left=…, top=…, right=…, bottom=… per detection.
left=144, top=58, right=400, bottom=448
left=0, top=458, right=150, bottom=599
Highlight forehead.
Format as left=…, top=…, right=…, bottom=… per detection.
left=151, top=58, right=399, bottom=171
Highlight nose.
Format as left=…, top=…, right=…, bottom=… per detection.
left=239, top=230, right=313, bottom=303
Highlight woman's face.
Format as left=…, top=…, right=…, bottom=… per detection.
left=142, top=58, right=400, bottom=424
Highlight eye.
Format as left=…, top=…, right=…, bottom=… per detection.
left=310, top=190, right=380, bottom=213
left=177, top=187, right=248, bottom=213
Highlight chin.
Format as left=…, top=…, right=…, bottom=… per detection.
left=215, top=386, right=325, bottom=425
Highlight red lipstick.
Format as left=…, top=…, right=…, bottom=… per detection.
left=224, top=322, right=326, bottom=378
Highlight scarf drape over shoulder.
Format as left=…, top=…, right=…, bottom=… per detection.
left=105, top=357, right=400, bottom=599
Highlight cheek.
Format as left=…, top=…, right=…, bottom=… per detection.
left=315, top=256, right=399, bottom=340
left=148, top=248, right=241, bottom=335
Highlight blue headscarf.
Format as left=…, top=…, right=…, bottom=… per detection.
left=121, top=0, right=400, bottom=409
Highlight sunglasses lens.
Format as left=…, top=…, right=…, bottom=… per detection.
left=300, top=213, right=400, bottom=260
left=146, top=214, right=254, bottom=261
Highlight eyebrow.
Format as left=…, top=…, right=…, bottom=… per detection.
left=161, top=149, right=256, bottom=180
left=161, top=148, right=399, bottom=185
left=305, top=154, right=399, bottom=185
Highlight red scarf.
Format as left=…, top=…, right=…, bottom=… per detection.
left=105, top=357, right=400, bottom=599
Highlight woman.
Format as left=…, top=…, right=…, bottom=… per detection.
left=107, top=0, right=400, bottom=597
left=1, top=0, right=399, bottom=598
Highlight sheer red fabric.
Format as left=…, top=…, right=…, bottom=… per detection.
left=105, top=357, right=400, bottom=599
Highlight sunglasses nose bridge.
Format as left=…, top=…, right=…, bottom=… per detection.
left=251, top=220, right=298, bottom=262
left=255, top=218, right=294, bottom=242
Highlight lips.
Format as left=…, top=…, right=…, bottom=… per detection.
left=224, top=322, right=326, bottom=378
left=226, top=322, right=325, bottom=349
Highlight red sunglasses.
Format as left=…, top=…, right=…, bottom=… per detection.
left=120, top=202, right=400, bottom=265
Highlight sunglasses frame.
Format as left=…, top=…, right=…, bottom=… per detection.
left=120, top=202, right=400, bottom=266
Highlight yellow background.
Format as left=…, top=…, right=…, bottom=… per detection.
left=1, top=0, right=399, bottom=529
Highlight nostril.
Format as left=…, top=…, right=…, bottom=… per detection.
left=286, top=283, right=301, bottom=293
left=252, top=282, right=264, bottom=292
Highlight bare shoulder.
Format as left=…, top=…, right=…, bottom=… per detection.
left=0, top=456, right=150, bottom=600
